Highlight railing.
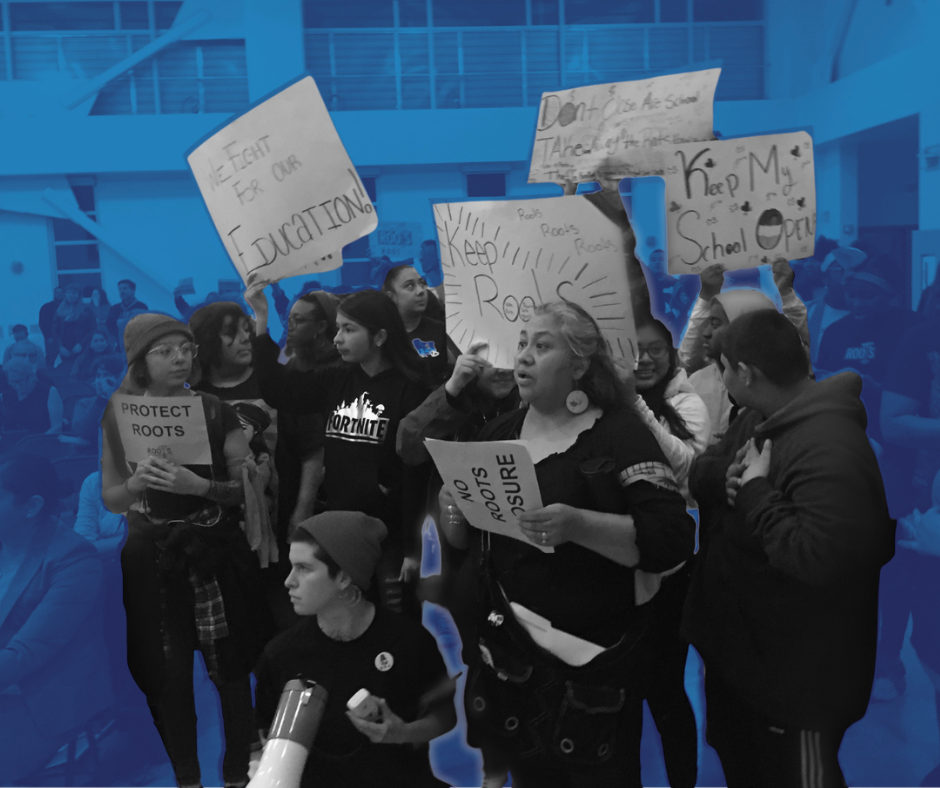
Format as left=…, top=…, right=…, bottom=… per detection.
left=0, top=27, right=248, bottom=115
left=304, top=22, right=764, bottom=111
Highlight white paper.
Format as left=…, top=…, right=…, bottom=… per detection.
left=370, top=221, right=423, bottom=261
left=659, top=131, right=816, bottom=274
left=433, top=195, right=637, bottom=369
left=425, top=439, right=551, bottom=553
left=528, top=68, right=720, bottom=188
left=112, top=394, right=211, bottom=466
left=187, top=76, right=377, bottom=285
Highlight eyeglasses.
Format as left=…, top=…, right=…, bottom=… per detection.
left=147, top=342, right=198, bottom=360
left=636, top=343, right=670, bottom=360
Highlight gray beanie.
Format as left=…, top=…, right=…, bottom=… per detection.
left=123, top=313, right=194, bottom=365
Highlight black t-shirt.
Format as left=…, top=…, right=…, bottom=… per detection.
left=252, top=334, right=430, bottom=552
left=407, top=317, right=457, bottom=387
left=196, top=370, right=277, bottom=457
left=254, top=607, right=448, bottom=788
left=816, top=308, right=915, bottom=440
left=817, top=309, right=915, bottom=383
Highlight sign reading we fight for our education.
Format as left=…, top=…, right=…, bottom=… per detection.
left=434, top=195, right=637, bottom=369
left=425, top=439, right=551, bottom=553
left=660, top=131, right=816, bottom=274
left=528, top=68, right=720, bottom=188
left=112, top=394, right=211, bottom=466
left=186, top=76, right=378, bottom=285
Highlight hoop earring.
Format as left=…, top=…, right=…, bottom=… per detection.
left=566, top=383, right=589, bottom=414
left=340, top=584, right=363, bottom=606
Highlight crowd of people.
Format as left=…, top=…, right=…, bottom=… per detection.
left=2, top=223, right=939, bottom=788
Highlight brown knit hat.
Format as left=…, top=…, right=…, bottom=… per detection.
left=123, top=313, right=194, bottom=364
left=293, top=511, right=387, bottom=589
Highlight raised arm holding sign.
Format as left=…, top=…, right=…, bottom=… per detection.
left=187, top=76, right=378, bottom=285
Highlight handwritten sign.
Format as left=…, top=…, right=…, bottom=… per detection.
left=370, top=221, right=422, bottom=261
left=434, top=195, right=636, bottom=368
left=528, top=68, right=720, bottom=188
left=186, top=76, right=377, bottom=284
left=659, top=132, right=816, bottom=274
left=111, top=394, right=211, bottom=466
left=425, top=438, right=550, bottom=553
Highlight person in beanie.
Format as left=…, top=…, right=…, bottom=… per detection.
left=253, top=511, right=457, bottom=788
left=100, top=313, right=270, bottom=788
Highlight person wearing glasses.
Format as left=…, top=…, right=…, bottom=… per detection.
left=100, top=313, right=268, bottom=788
left=630, top=315, right=711, bottom=788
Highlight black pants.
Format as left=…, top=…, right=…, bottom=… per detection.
left=645, top=566, right=698, bottom=788
left=148, top=644, right=253, bottom=787
left=705, top=671, right=847, bottom=788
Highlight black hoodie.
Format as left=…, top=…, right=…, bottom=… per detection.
left=683, top=372, right=896, bottom=729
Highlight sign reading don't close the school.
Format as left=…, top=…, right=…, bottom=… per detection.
left=112, top=394, right=211, bottom=466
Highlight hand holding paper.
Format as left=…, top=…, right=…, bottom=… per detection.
left=517, top=503, right=583, bottom=549
left=425, top=439, right=552, bottom=553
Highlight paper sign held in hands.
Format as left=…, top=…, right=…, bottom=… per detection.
left=434, top=195, right=637, bottom=369
left=112, top=394, right=211, bottom=466
left=660, top=131, right=816, bottom=274
left=425, top=439, right=551, bottom=553
left=186, top=76, right=378, bottom=285
left=528, top=68, right=720, bottom=189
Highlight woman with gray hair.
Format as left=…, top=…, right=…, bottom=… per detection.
left=441, top=300, right=695, bottom=788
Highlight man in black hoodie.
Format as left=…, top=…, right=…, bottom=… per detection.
left=683, top=310, right=896, bottom=788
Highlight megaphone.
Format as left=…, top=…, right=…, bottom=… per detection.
left=248, top=679, right=328, bottom=788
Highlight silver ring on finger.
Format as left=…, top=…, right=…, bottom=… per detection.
left=541, top=531, right=548, bottom=544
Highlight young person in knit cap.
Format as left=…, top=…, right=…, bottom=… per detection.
left=253, top=510, right=456, bottom=788
left=100, top=312, right=269, bottom=788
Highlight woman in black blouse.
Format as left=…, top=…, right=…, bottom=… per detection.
left=441, top=300, right=695, bottom=788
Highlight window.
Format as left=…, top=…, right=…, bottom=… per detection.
left=53, top=181, right=102, bottom=291
left=694, top=0, right=762, bottom=22
left=565, top=0, right=654, bottom=25
left=303, top=0, right=394, bottom=28
left=467, top=173, right=506, bottom=197
left=432, top=0, right=526, bottom=27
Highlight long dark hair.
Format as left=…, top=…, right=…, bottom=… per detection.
left=338, top=289, right=425, bottom=383
left=635, top=316, right=693, bottom=441
left=534, top=301, right=631, bottom=412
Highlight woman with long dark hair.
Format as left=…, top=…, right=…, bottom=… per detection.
left=100, top=313, right=268, bottom=788
left=246, top=286, right=430, bottom=617
left=441, top=301, right=695, bottom=787
left=632, top=315, right=711, bottom=788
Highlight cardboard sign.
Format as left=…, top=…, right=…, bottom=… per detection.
left=370, top=221, right=423, bottom=261
left=425, top=439, right=551, bottom=553
left=434, top=195, right=636, bottom=368
left=528, top=68, right=720, bottom=188
left=176, top=277, right=195, bottom=295
left=660, top=132, right=816, bottom=274
left=112, top=394, right=211, bottom=466
left=186, top=76, right=377, bottom=285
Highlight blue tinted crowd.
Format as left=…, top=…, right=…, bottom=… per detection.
left=1, top=223, right=937, bottom=788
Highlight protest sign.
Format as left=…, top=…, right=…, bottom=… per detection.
left=528, top=68, right=720, bottom=188
left=176, top=277, right=195, bottom=295
left=186, top=76, right=377, bottom=285
left=111, top=394, right=211, bottom=466
left=659, top=131, right=816, bottom=274
left=425, top=438, right=550, bottom=553
left=370, top=221, right=422, bottom=261
left=434, top=195, right=636, bottom=368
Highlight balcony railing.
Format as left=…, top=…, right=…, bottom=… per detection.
left=304, top=22, right=764, bottom=111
